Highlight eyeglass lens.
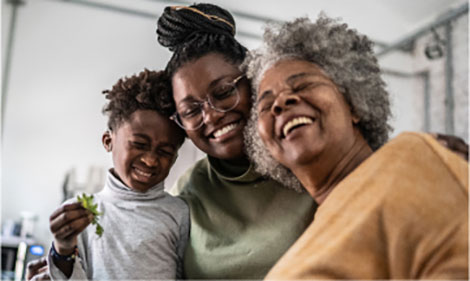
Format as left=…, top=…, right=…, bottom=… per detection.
left=175, top=79, right=241, bottom=130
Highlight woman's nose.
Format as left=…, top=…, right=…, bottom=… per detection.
left=271, top=93, right=300, bottom=116
left=202, top=103, right=224, bottom=125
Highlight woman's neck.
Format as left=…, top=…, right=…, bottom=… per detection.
left=223, top=155, right=250, bottom=166
left=209, top=154, right=251, bottom=177
left=294, top=131, right=373, bottom=205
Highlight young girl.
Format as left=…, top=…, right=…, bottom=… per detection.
left=46, top=69, right=189, bottom=280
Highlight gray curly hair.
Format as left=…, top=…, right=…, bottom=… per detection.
left=242, top=15, right=392, bottom=192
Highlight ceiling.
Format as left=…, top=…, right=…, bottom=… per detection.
left=68, top=0, right=467, bottom=48
left=210, top=0, right=466, bottom=42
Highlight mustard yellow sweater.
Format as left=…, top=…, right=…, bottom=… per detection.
left=266, top=132, right=468, bottom=279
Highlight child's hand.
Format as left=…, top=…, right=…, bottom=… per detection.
left=49, top=202, right=93, bottom=255
left=26, top=257, right=50, bottom=280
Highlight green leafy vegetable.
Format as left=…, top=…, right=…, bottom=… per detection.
left=77, top=193, right=104, bottom=237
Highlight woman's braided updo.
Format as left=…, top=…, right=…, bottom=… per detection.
left=156, top=3, right=247, bottom=77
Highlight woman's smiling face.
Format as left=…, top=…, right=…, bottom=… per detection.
left=172, top=53, right=251, bottom=160
left=255, top=59, right=359, bottom=170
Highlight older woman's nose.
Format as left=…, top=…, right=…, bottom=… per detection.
left=271, top=93, right=300, bottom=115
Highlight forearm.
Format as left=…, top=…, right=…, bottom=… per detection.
left=50, top=244, right=77, bottom=279
left=47, top=246, right=88, bottom=281
left=51, top=258, right=74, bottom=278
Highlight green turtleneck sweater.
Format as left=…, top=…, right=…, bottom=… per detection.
left=171, top=156, right=316, bottom=279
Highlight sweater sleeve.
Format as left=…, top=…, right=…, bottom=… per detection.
left=47, top=244, right=88, bottom=280
left=175, top=200, right=190, bottom=280
left=47, top=200, right=90, bottom=280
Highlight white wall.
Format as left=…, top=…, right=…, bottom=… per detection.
left=1, top=0, right=468, bottom=249
left=379, top=12, right=468, bottom=141
left=1, top=0, right=207, bottom=247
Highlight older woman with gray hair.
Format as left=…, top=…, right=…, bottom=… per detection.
left=243, top=15, right=468, bottom=279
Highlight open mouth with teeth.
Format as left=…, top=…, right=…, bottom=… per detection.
left=211, top=121, right=240, bottom=139
left=282, top=116, right=315, bottom=138
left=133, top=167, right=154, bottom=180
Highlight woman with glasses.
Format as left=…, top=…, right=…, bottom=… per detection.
left=156, top=3, right=316, bottom=280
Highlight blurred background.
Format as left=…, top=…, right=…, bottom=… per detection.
left=1, top=0, right=468, bottom=279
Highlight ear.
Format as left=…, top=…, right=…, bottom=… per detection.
left=349, top=107, right=360, bottom=125
left=352, top=114, right=360, bottom=124
left=102, top=131, right=113, bottom=152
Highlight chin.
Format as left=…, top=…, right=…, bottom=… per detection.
left=216, top=147, right=244, bottom=160
left=216, top=143, right=245, bottom=160
left=128, top=182, right=153, bottom=193
left=207, top=135, right=245, bottom=160
left=278, top=148, right=319, bottom=169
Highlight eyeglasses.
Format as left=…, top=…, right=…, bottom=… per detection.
left=171, top=74, right=245, bottom=131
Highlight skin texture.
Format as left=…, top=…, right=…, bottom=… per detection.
left=102, top=110, right=182, bottom=192
left=47, top=110, right=183, bottom=277
left=26, top=257, right=50, bottom=281
left=172, top=53, right=251, bottom=161
left=256, top=59, right=372, bottom=202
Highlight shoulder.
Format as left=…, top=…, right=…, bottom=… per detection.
left=158, top=193, right=190, bottom=236
left=162, top=192, right=189, bottom=211
left=169, top=157, right=210, bottom=196
left=373, top=132, right=468, bottom=191
left=330, top=131, right=468, bottom=222
left=157, top=192, right=190, bottom=220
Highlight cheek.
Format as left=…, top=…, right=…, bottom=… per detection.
left=112, top=150, right=123, bottom=167
left=186, top=130, right=205, bottom=145
left=155, top=158, right=175, bottom=182
left=329, top=93, right=353, bottom=119
left=237, top=88, right=252, bottom=116
left=331, top=103, right=355, bottom=131
left=257, top=116, right=274, bottom=146
left=161, top=159, right=173, bottom=174
left=114, top=147, right=135, bottom=168
left=257, top=117, right=286, bottom=163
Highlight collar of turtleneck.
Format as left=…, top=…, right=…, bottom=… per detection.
left=98, top=169, right=165, bottom=202
left=207, top=156, right=261, bottom=183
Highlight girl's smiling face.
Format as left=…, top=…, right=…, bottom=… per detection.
left=172, top=53, right=251, bottom=160
left=103, top=110, right=184, bottom=192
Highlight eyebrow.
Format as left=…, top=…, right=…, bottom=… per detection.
left=132, top=133, right=151, bottom=141
left=159, top=143, right=177, bottom=151
left=176, top=74, right=238, bottom=106
left=286, top=72, right=312, bottom=84
left=177, top=96, right=198, bottom=105
left=133, top=133, right=177, bottom=150
left=208, top=75, right=232, bottom=89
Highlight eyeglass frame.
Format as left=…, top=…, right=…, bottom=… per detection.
left=170, top=74, right=246, bottom=131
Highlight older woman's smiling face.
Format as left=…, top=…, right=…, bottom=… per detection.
left=256, top=59, right=359, bottom=170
